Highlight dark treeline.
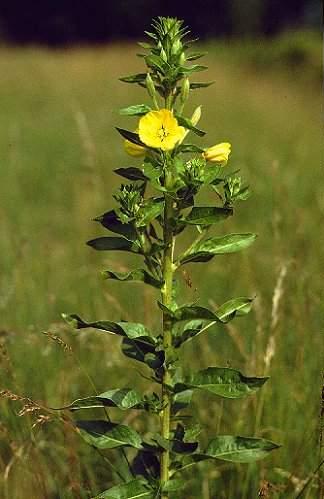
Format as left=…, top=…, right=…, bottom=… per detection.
left=0, top=0, right=319, bottom=45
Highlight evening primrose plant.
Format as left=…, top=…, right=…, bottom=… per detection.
left=63, top=17, right=280, bottom=499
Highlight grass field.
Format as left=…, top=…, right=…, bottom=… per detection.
left=0, top=34, right=322, bottom=498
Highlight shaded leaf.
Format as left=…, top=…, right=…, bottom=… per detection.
left=119, top=104, right=151, bottom=116
left=102, top=269, right=162, bottom=289
left=205, top=435, right=281, bottom=463
left=87, top=236, right=140, bottom=254
left=173, top=367, right=268, bottom=399
left=180, top=233, right=257, bottom=264
left=114, top=167, right=148, bottom=181
left=76, top=420, right=142, bottom=450
left=116, top=128, right=147, bottom=147
left=121, top=337, right=164, bottom=369
left=94, top=210, right=137, bottom=240
left=131, top=450, right=160, bottom=480
left=93, top=479, right=155, bottom=499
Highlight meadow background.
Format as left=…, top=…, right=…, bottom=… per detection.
left=0, top=27, right=322, bottom=499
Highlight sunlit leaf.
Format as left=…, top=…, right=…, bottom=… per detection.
left=205, top=435, right=281, bottom=463
left=180, top=233, right=257, bottom=264
left=93, top=479, right=155, bottom=499
left=173, top=367, right=268, bottom=399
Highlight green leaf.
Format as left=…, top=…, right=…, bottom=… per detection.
left=116, top=128, right=147, bottom=147
left=102, top=269, right=162, bottom=289
left=180, top=233, right=257, bottom=264
left=162, top=479, right=185, bottom=492
left=114, top=167, right=148, bottom=181
left=173, top=320, right=207, bottom=347
left=217, top=297, right=253, bottom=322
left=59, top=388, right=145, bottom=411
left=121, top=338, right=164, bottom=369
left=205, top=436, right=281, bottom=463
left=177, top=144, right=204, bottom=154
left=190, top=81, right=215, bottom=89
left=94, top=210, right=137, bottom=241
left=158, top=302, right=216, bottom=322
left=76, top=420, right=142, bottom=450
left=86, top=237, right=140, bottom=253
left=174, top=367, right=268, bottom=399
left=145, top=54, right=167, bottom=73
left=137, top=198, right=164, bottom=226
left=172, top=389, right=193, bottom=415
left=93, top=480, right=155, bottom=499
left=119, top=73, right=148, bottom=84
left=179, top=65, right=208, bottom=75
left=62, top=314, right=155, bottom=346
left=119, top=104, right=152, bottom=116
left=175, top=115, right=206, bottom=137
left=186, top=52, right=207, bottom=61
left=184, top=206, right=233, bottom=225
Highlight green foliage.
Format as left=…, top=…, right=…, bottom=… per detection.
left=53, top=16, right=280, bottom=498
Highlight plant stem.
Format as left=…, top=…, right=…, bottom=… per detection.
left=160, top=166, right=175, bottom=498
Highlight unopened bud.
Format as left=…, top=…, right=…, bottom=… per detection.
left=179, top=52, right=186, bottom=65
left=180, top=77, right=190, bottom=104
left=191, top=105, right=202, bottom=126
left=145, top=73, right=156, bottom=100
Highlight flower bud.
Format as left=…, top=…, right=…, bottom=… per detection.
left=124, top=139, right=146, bottom=157
left=191, top=105, right=202, bottom=126
left=203, top=142, right=231, bottom=165
left=145, top=73, right=157, bottom=100
left=180, top=77, right=190, bottom=104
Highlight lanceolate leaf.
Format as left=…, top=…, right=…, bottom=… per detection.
left=58, top=388, right=145, bottom=411
left=205, top=436, right=281, bottom=463
left=114, top=167, right=148, bottom=181
left=121, top=337, right=164, bottom=368
left=173, top=367, right=268, bottom=399
left=217, top=297, right=253, bottom=322
left=116, top=128, right=147, bottom=147
left=94, top=210, right=137, bottom=240
left=190, top=81, right=215, bottom=89
left=180, top=233, right=257, bottom=264
left=102, top=269, right=162, bottom=289
left=119, top=104, right=152, bottom=116
left=62, top=314, right=155, bottom=348
left=177, top=144, right=204, bottom=154
left=93, top=479, right=155, bottom=499
left=87, top=237, right=140, bottom=253
left=160, top=297, right=252, bottom=327
left=76, top=420, right=142, bottom=450
left=119, top=73, right=148, bottom=84
left=184, top=206, right=233, bottom=225
left=175, top=115, right=206, bottom=137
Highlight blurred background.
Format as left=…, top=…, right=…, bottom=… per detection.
left=0, top=0, right=320, bottom=44
left=0, top=2, right=322, bottom=499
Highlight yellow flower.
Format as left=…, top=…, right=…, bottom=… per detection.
left=203, top=142, right=231, bottom=165
left=138, top=109, right=185, bottom=151
left=124, top=139, right=146, bottom=157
